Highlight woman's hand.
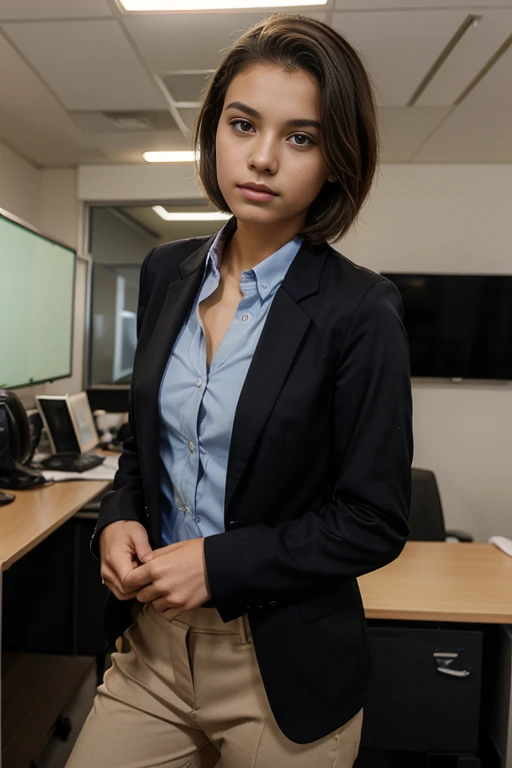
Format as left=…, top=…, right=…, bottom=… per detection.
left=99, top=520, right=153, bottom=601
left=122, top=538, right=211, bottom=620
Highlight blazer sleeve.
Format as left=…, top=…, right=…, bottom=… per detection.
left=203, top=278, right=414, bottom=622
left=89, top=247, right=156, bottom=560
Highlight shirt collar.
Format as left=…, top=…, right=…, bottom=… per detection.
left=204, top=219, right=303, bottom=301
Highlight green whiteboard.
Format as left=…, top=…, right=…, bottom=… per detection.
left=0, top=209, right=76, bottom=389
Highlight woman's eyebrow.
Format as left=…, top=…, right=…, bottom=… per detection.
left=225, top=101, right=321, bottom=130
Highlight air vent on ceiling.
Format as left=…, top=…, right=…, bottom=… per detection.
left=103, top=111, right=179, bottom=130
left=70, top=110, right=180, bottom=132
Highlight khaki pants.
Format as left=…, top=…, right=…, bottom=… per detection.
left=66, top=601, right=363, bottom=768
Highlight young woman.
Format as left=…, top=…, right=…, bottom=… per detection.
left=67, top=13, right=413, bottom=768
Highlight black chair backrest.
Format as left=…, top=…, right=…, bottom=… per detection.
left=408, top=468, right=447, bottom=542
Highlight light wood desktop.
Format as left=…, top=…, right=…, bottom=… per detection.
left=360, top=540, right=512, bottom=625
left=0, top=479, right=110, bottom=572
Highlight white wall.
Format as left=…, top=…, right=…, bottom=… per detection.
left=0, top=143, right=86, bottom=408
left=337, top=165, right=512, bottom=543
left=0, top=141, right=41, bottom=226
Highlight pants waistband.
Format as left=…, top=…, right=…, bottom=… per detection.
left=146, top=603, right=252, bottom=643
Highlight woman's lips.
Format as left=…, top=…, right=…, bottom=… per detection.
left=237, top=186, right=278, bottom=202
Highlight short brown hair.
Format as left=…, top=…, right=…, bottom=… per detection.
left=192, top=13, right=379, bottom=245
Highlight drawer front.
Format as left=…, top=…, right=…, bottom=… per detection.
left=361, top=625, right=483, bottom=753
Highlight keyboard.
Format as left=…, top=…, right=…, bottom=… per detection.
left=40, top=452, right=106, bottom=473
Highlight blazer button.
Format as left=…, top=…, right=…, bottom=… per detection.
left=268, top=601, right=277, bottom=608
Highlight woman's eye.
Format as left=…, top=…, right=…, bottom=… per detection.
left=230, top=119, right=253, bottom=133
left=289, top=134, right=315, bottom=147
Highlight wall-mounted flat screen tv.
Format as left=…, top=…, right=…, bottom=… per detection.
left=381, top=274, right=512, bottom=381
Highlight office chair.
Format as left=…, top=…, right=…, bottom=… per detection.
left=409, top=467, right=473, bottom=542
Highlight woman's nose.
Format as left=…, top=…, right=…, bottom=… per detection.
left=248, top=138, right=278, bottom=174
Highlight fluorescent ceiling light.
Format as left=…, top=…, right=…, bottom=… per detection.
left=144, top=151, right=196, bottom=162
left=153, top=206, right=231, bottom=221
left=121, top=1, right=327, bottom=10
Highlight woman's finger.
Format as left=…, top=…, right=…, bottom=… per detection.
left=152, top=595, right=184, bottom=617
left=101, top=567, right=139, bottom=600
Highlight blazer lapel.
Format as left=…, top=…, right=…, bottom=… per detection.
left=135, top=231, right=217, bottom=534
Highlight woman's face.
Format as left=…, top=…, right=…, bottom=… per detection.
left=215, top=63, right=336, bottom=233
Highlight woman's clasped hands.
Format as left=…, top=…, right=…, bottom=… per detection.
left=124, top=537, right=211, bottom=620
left=99, top=520, right=211, bottom=620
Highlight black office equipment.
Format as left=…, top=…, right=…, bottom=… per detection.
left=382, top=273, right=512, bottom=380
left=35, top=393, right=104, bottom=473
left=0, top=491, right=15, bottom=505
left=0, top=388, right=46, bottom=489
left=86, top=385, right=130, bottom=414
left=39, top=452, right=104, bottom=473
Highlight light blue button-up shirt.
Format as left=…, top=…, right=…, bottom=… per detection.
left=158, top=220, right=303, bottom=546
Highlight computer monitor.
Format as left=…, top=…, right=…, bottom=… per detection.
left=0, top=207, right=76, bottom=389
left=36, top=393, right=99, bottom=455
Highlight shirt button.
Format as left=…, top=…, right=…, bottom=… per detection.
left=196, top=378, right=202, bottom=387
left=195, top=515, right=201, bottom=523
left=261, top=282, right=268, bottom=289
left=188, top=441, right=195, bottom=452
left=241, top=313, right=250, bottom=322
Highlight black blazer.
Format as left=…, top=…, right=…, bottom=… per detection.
left=91, top=215, right=413, bottom=744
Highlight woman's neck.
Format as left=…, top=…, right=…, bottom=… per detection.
left=221, top=217, right=303, bottom=276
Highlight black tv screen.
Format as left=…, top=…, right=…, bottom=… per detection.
left=381, top=274, right=512, bottom=380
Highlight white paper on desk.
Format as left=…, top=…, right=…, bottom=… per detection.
left=41, top=454, right=119, bottom=482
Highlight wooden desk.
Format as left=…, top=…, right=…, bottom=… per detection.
left=359, top=540, right=512, bottom=624
left=0, top=480, right=110, bottom=572
left=0, top=478, right=111, bottom=768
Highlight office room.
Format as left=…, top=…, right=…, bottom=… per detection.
left=0, top=0, right=512, bottom=767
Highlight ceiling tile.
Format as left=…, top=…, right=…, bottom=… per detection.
left=161, top=72, right=213, bottom=103
left=417, top=10, right=512, bottom=106
left=179, top=107, right=200, bottom=130
left=2, top=20, right=167, bottom=111
left=413, top=44, right=512, bottom=161
left=411, top=104, right=512, bottom=162
left=455, top=34, right=512, bottom=110
left=0, top=0, right=112, bottom=20
left=332, top=10, right=468, bottom=106
left=378, top=106, right=451, bottom=162
left=0, top=34, right=104, bottom=166
left=124, top=10, right=327, bottom=71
